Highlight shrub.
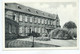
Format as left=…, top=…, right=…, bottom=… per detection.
left=68, top=28, right=77, bottom=39
left=49, top=28, right=77, bottom=40
left=35, top=37, right=50, bottom=41
left=49, top=28, right=70, bottom=40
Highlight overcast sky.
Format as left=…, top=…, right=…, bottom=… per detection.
left=18, top=2, right=78, bottom=27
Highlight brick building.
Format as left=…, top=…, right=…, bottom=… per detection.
left=5, top=3, right=60, bottom=37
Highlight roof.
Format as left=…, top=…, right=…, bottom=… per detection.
left=5, top=3, right=56, bottom=19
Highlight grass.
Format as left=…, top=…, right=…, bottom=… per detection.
left=5, top=39, right=60, bottom=48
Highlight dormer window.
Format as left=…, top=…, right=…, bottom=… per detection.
left=28, top=9, right=31, bottom=12
left=36, top=11, right=38, bottom=14
left=5, top=3, right=8, bottom=6
left=17, top=5, right=21, bottom=9
left=48, top=14, right=50, bottom=17
left=42, top=13, right=44, bottom=15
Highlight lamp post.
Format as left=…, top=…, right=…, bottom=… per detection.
left=31, top=31, right=35, bottom=47
left=47, top=29, right=50, bottom=40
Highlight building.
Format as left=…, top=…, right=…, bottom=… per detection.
left=5, top=3, right=60, bottom=37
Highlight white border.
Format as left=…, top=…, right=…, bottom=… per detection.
left=2, top=0, right=79, bottom=50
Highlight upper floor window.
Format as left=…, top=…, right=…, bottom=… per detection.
left=42, top=18, right=44, bottom=24
left=30, top=16, right=33, bottom=22
left=48, top=20, right=50, bottom=25
left=13, top=14, right=18, bottom=22
left=45, top=19, right=47, bottom=24
left=51, top=20, right=53, bottom=25
left=34, top=17, right=37, bottom=23
left=19, top=15, right=22, bottom=21
left=38, top=18, right=40, bottom=23
left=53, top=21, right=55, bottom=25
left=25, top=15, right=28, bottom=22
left=5, top=10, right=13, bottom=19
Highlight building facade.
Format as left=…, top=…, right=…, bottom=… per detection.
left=5, top=3, right=60, bottom=37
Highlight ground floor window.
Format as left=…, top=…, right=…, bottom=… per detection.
left=35, top=27, right=37, bottom=33
left=42, top=28, right=44, bottom=33
left=13, top=25, right=16, bottom=34
left=19, top=27, right=23, bottom=33
left=9, top=24, right=12, bottom=33
left=25, top=27, right=28, bottom=33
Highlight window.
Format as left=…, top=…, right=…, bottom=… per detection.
left=5, top=3, right=8, bottom=6
left=30, top=16, right=33, bottom=22
left=28, top=9, right=31, bottom=12
left=48, top=14, right=50, bottom=17
left=6, top=10, right=13, bottom=19
left=17, top=5, right=21, bottom=9
left=34, top=17, right=37, bottom=23
left=38, top=18, right=40, bottom=23
left=42, top=18, right=44, bottom=24
left=30, top=27, right=33, bottom=32
left=36, top=11, right=38, bottom=14
left=19, top=15, right=22, bottom=21
left=42, top=28, right=44, bottom=33
left=43, top=13, right=44, bottom=15
left=19, top=27, right=22, bottom=33
left=38, top=27, right=41, bottom=33
left=14, top=14, right=18, bottom=22
left=35, top=27, right=37, bottom=32
left=9, top=24, right=12, bottom=33
left=51, top=20, right=53, bottom=25
left=13, top=25, right=16, bottom=33
left=53, top=21, right=55, bottom=25
left=26, top=27, right=28, bottom=33
left=48, top=20, right=50, bottom=24
left=50, top=20, right=51, bottom=25
left=45, top=19, right=47, bottom=24
left=25, top=15, right=28, bottom=22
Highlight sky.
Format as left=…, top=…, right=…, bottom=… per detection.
left=18, top=2, right=78, bottom=27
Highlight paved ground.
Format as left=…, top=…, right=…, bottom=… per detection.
left=17, top=38, right=77, bottom=47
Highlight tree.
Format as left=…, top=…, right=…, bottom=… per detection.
left=63, top=21, right=77, bottom=29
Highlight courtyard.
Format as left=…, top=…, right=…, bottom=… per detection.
left=5, top=37, right=77, bottom=48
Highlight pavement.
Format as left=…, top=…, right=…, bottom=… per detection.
left=17, top=37, right=77, bottom=47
